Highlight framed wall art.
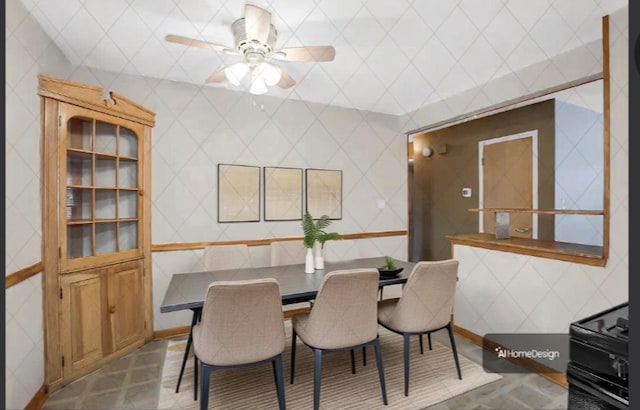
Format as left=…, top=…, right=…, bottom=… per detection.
left=217, top=164, right=260, bottom=222
left=264, top=167, right=303, bottom=221
left=305, top=168, right=342, bottom=219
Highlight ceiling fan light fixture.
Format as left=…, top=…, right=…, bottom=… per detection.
left=249, top=76, right=268, bottom=95
left=255, top=62, right=282, bottom=86
left=224, top=62, right=249, bottom=86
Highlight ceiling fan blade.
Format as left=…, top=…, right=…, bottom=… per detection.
left=244, top=4, right=272, bottom=43
left=205, top=69, right=227, bottom=84
left=165, top=34, right=231, bottom=53
left=277, top=70, right=296, bottom=89
left=277, top=46, right=336, bottom=62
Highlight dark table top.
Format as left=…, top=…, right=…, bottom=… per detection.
left=160, top=256, right=416, bottom=313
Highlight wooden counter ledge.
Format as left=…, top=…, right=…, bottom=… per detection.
left=448, top=233, right=605, bottom=267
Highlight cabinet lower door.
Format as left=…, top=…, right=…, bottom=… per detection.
left=60, top=272, right=107, bottom=379
left=108, top=261, right=144, bottom=351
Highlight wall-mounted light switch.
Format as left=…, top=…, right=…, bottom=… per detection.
left=462, top=188, right=472, bottom=198
left=377, top=199, right=386, bottom=209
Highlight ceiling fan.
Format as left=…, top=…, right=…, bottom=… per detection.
left=165, top=3, right=336, bottom=95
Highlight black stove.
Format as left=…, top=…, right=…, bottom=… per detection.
left=567, top=302, right=629, bottom=409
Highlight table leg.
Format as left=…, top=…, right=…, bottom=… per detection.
left=176, top=308, right=201, bottom=393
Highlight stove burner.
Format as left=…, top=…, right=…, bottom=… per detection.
left=567, top=302, right=629, bottom=409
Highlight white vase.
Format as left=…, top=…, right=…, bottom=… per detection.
left=314, top=245, right=324, bottom=270
left=304, top=248, right=315, bottom=273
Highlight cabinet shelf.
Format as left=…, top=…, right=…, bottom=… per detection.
left=67, top=149, right=93, bottom=158
left=67, top=219, right=92, bottom=225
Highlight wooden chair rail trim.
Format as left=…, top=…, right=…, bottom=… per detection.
left=468, top=208, right=604, bottom=215
left=6, top=262, right=44, bottom=289
left=452, top=324, right=568, bottom=389
left=151, top=230, right=408, bottom=252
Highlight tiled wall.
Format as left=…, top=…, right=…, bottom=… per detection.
left=451, top=6, right=628, bottom=336
left=5, top=0, right=73, bottom=408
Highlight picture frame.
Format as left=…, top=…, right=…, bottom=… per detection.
left=217, top=164, right=260, bottom=222
left=264, top=167, right=303, bottom=221
left=305, top=168, right=342, bottom=219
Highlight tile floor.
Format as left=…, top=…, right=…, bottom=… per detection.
left=42, top=330, right=568, bottom=410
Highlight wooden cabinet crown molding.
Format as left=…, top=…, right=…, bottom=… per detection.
left=38, top=75, right=156, bottom=127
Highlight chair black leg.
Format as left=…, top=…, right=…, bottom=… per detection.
left=362, top=346, right=367, bottom=366
left=199, top=364, right=212, bottom=410
left=313, top=349, right=323, bottom=410
left=403, top=334, right=411, bottom=396
left=350, top=349, right=356, bottom=374
left=290, top=329, right=297, bottom=384
left=372, top=339, right=388, bottom=405
left=272, top=355, right=286, bottom=410
left=446, top=324, right=462, bottom=379
left=194, top=355, right=198, bottom=401
left=419, top=334, right=424, bottom=354
left=428, top=333, right=432, bottom=351
left=176, top=308, right=199, bottom=393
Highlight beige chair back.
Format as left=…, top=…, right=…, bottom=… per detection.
left=270, top=241, right=307, bottom=266
left=193, top=278, right=285, bottom=366
left=387, top=260, right=458, bottom=333
left=203, top=244, right=252, bottom=271
left=301, top=269, right=379, bottom=349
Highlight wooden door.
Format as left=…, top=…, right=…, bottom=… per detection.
left=481, top=135, right=534, bottom=238
left=108, top=261, right=144, bottom=351
left=60, top=272, right=107, bottom=379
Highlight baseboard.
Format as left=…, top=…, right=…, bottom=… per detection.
left=452, top=324, right=568, bottom=388
left=24, top=385, right=48, bottom=410
left=153, top=326, right=190, bottom=340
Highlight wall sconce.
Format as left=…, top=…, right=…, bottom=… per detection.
left=422, top=147, right=433, bottom=158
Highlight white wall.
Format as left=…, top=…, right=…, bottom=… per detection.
left=5, top=0, right=73, bottom=408
left=451, top=5, right=628, bottom=337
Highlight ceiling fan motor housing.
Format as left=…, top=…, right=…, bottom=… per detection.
left=231, top=18, right=278, bottom=63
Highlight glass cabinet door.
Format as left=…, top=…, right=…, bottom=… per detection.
left=64, top=113, right=142, bottom=266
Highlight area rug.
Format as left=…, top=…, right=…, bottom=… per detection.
left=158, top=322, right=501, bottom=409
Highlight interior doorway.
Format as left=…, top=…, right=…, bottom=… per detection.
left=478, top=130, right=538, bottom=239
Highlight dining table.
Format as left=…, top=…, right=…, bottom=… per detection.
left=159, top=256, right=416, bottom=396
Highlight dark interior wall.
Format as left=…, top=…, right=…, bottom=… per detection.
left=410, top=99, right=556, bottom=261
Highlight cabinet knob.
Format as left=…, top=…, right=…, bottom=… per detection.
left=138, top=190, right=144, bottom=197
left=109, top=306, right=116, bottom=314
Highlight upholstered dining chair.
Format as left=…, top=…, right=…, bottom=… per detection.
left=176, top=244, right=255, bottom=397
left=203, top=243, right=253, bottom=270
left=270, top=241, right=307, bottom=266
left=377, top=259, right=462, bottom=396
left=193, top=278, right=287, bottom=410
left=290, top=269, right=388, bottom=410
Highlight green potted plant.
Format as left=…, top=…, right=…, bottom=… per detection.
left=378, top=256, right=404, bottom=278
left=301, top=212, right=342, bottom=271
left=315, top=229, right=342, bottom=270
left=380, top=256, right=398, bottom=271
left=302, top=211, right=319, bottom=273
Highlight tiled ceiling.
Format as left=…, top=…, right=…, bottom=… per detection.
left=17, top=0, right=625, bottom=115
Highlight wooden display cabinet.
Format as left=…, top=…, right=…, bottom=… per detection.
left=40, top=76, right=155, bottom=390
